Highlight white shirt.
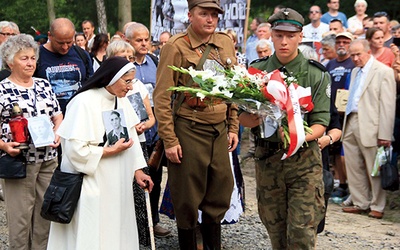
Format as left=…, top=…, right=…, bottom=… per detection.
left=350, top=56, right=374, bottom=113
left=302, top=22, right=329, bottom=42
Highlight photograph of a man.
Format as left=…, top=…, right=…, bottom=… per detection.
left=104, top=110, right=129, bottom=145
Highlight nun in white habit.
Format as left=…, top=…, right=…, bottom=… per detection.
left=47, top=57, right=153, bottom=250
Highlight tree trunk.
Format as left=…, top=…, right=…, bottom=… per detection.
left=96, top=0, right=108, bottom=34
left=118, top=0, right=132, bottom=32
left=46, top=0, right=56, bottom=25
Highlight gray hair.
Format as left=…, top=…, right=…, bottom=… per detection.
left=354, top=0, right=368, bottom=7
left=321, top=34, right=336, bottom=48
left=299, top=45, right=318, bottom=61
left=106, top=40, right=135, bottom=58
left=0, top=34, right=39, bottom=71
left=257, top=23, right=271, bottom=32
left=0, top=21, right=19, bottom=35
left=256, top=39, right=272, bottom=50
left=351, top=39, right=370, bottom=52
left=125, top=23, right=149, bottom=40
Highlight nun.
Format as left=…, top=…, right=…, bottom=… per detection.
left=47, top=57, right=153, bottom=250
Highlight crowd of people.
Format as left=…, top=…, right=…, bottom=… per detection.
left=0, top=0, right=399, bottom=249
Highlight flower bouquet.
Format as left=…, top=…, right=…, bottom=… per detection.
left=167, top=65, right=314, bottom=159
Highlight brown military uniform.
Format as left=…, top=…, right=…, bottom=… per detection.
left=153, top=24, right=238, bottom=229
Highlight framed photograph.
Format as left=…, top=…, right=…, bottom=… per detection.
left=127, top=92, right=149, bottom=122
left=27, top=116, right=55, bottom=148
left=335, top=89, right=349, bottom=113
left=102, top=109, right=130, bottom=146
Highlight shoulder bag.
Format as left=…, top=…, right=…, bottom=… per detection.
left=41, top=98, right=117, bottom=223
left=381, top=150, right=399, bottom=191
left=0, top=153, right=26, bottom=179
left=40, top=168, right=84, bottom=224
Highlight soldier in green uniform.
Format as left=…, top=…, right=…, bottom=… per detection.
left=239, top=8, right=331, bottom=249
left=153, top=0, right=239, bottom=249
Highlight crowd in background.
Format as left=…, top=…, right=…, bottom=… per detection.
left=0, top=0, right=399, bottom=248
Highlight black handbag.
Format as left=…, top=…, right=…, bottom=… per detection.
left=380, top=151, right=399, bottom=191
left=0, top=153, right=26, bottom=179
left=40, top=168, right=84, bottom=224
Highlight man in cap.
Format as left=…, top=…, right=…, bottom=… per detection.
left=239, top=8, right=331, bottom=249
left=325, top=32, right=355, bottom=202
left=153, top=0, right=239, bottom=248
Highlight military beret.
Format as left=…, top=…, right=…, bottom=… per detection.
left=187, top=0, right=224, bottom=14
left=268, top=8, right=304, bottom=32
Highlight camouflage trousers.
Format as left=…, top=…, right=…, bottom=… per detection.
left=255, top=140, right=325, bottom=249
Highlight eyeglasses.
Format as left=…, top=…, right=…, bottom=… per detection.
left=119, top=78, right=138, bottom=85
left=335, top=40, right=351, bottom=45
left=0, top=32, right=16, bottom=36
left=309, top=11, right=320, bottom=14
left=373, top=11, right=388, bottom=18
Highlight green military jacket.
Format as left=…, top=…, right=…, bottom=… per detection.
left=251, top=52, right=331, bottom=141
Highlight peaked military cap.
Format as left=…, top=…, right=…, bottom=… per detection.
left=188, top=0, right=224, bottom=14
left=268, top=8, right=304, bottom=32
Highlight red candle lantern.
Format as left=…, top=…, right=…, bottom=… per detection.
left=9, top=103, right=29, bottom=149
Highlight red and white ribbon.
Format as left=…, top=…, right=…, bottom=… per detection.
left=259, top=69, right=314, bottom=159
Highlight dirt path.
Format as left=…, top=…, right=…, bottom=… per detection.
left=0, top=129, right=399, bottom=249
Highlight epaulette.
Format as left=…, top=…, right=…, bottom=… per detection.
left=249, top=56, right=270, bottom=66
left=169, top=32, right=188, bottom=44
left=308, top=59, right=327, bottom=72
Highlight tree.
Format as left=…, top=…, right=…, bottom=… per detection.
left=118, top=0, right=131, bottom=32
left=47, top=0, right=56, bottom=24
left=96, top=0, right=108, bottom=33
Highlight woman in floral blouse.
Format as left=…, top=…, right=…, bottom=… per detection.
left=0, top=34, right=62, bottom=249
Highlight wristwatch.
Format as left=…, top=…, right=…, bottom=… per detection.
left=327, top=134, right=333, bottom=145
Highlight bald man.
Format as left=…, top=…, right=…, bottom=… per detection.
left=35, top=18, right=93, bottom=114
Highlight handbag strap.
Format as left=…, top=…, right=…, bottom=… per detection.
left=172, top=44, right=212, bottom=119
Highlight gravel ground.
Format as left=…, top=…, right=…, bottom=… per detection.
left=1, top=178, right=400, bottom=250
left=1, top=130, right=399, bottom=249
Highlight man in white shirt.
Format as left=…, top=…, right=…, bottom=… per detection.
left=303, top=5, right=329, bottom=42
left=82, top=20, right=96, bottom=51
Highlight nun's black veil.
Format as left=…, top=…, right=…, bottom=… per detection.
left=68, top=57, right=132, bottom=103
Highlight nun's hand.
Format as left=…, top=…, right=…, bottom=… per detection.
left=103, top=138, right=133, bottom=157
left=135, top=169, right=154, bottom=192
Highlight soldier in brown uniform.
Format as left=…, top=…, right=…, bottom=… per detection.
left=153, top=0, right=239, bottom=249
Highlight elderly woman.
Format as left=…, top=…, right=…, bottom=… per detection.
left=0, top=34, right=62, bottom=249
left=366, top=27, right=395, bottom=67
left=47, top=57, right=153, bottom=250
left=321, top=33, right=337, bottom=66
left=347, top=0, right=368, bottom=36
left=106, top=40, right=159, bottom=245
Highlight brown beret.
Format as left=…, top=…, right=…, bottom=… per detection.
left=268, top=8, right=304, bottom=32
left=187, top=0, right=224, bottom=14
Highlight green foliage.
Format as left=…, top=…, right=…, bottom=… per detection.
left=1, top=0, right=399, bottom=38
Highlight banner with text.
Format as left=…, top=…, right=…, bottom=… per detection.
left=150, top=0, right=248, bottom=49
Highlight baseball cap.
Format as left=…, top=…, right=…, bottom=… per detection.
left=336, top=32, right=354, bottom=41
left=187, top=0, right=224, bottom=14
left=268, top=8, right=304, bottom=32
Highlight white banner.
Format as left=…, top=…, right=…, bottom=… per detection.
left=150, top=0, right=248, bottom=49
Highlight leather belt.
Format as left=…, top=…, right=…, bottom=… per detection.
left=184, top=93, right=223, bottom=109
left=257, top=139, right=283, bottom=150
